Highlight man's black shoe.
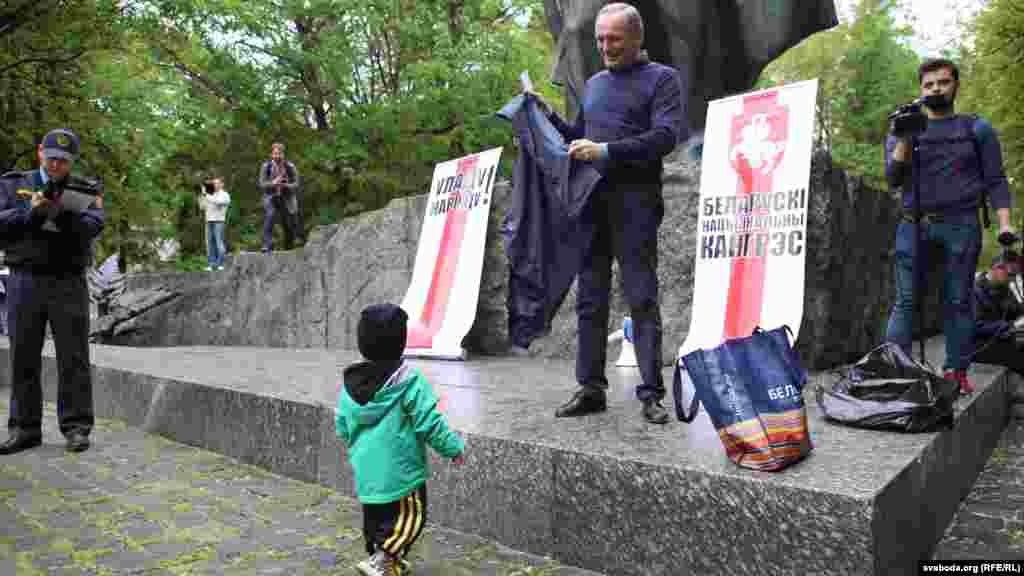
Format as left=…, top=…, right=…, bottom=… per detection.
left=508, top=345, right=532, bottom=358
left=65, top=431, right=90, bottom=453
left=642, top=400, right=669, bottom=425
left=0, top=430, right=42, bottom=455
left=555, top=388, right=607, bottom=418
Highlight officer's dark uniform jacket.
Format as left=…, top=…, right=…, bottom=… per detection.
left=0, top=169, right=104, bottom=272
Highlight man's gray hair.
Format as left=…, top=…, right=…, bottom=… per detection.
left=597, top=3, right=644, bottom=44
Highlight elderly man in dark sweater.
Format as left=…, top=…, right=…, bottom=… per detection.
left=886, top=58, right=1013, bottom=395
left=538, top=2, right=686, bottom=424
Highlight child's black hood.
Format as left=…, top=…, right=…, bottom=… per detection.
left=343, top=359, right=403, bottom=406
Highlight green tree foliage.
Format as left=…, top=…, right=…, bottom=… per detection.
left=131, top=0, right=555, bottom=261
left=959, top=0, right=1024, bottom=218
left=954, top=0, right=1024, bottom=263
left=0, top=1, right=153, bottom=268
left=1, top=0, right=555, bottom=270
left=757, top=0, right=920, bottom=188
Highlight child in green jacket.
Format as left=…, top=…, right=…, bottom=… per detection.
left=336, top=303, right=465, bottom=576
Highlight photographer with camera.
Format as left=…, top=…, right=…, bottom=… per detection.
left=884, top=58, right=1013, bottom=395
left=199, top=176, right=231, bottom=271
left=0, top=129, right=104, bottom=454
left=972, top=251, right=1024, bottom=376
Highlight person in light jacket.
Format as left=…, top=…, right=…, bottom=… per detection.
left=199, top=177, right=231, bottom=271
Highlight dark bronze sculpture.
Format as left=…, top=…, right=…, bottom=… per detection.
left=543, top=0, right=838, bottom=140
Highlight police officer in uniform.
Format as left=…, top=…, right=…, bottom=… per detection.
left=0, top=129, right=104, bottom=454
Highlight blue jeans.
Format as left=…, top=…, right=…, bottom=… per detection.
left=207, top=221, right=226, bottom=268
left=885, top=220, right=981, bottom=370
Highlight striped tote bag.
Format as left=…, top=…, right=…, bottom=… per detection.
left=680, top=326, right=813, bottom=471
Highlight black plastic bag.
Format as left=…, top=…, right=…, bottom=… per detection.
left=816, top=343, right=959, bottom=432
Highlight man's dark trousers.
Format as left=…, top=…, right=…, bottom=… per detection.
left=6, top=269, right=93, bottom=437
left=262, top=193, right=298, bottom=251
left=576, top=178, right=666, bottom=402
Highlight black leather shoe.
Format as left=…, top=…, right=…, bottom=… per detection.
left=555, top=388, right=607, bottom=418
left=0, top=430, right=42, bottom=455
left=508, top=345, right=532, bottom=358
left=65, top=431, right=90, bottom=453
left=642, top=401, right=669, bottom=425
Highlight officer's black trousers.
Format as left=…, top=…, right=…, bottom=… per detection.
left=6, top=270, right=93, bottom=437
left=576, top=181, right=666, bottom=403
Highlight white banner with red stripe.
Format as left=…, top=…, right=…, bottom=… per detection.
left=401, top=147, right=502, bottom=360
left=678, top=80, right=817, bottom=358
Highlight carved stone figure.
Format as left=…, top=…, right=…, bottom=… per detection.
left=543, top=0, right=838, bottom=138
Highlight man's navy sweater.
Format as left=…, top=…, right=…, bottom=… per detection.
left=885, top=115, right=1011, bottom=217
left=550, top=60, right=687, bottom=185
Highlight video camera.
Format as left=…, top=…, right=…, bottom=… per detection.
left=888, top=99, right=928, bottom=138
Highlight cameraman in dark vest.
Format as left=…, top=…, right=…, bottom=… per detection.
left=0, top=129, right=104, bottom=454
left=885, top=58, right=1013, bottom=395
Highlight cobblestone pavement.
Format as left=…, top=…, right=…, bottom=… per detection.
left=0, top=398, right=602, bottom=576
left=933, top=418, right=1024, bottom=560
left=5, top=397, right=1024, bottom=573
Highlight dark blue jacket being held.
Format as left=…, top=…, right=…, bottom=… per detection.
left=0, top=169, right=104, bottom=273
left=497, top=93, right=602, bottom=348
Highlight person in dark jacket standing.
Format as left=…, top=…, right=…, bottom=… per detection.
left=258, top=142, right=302, bottom=253
left=0, top=128, right=104, bottom=454
left=885, top=58, right=1014, bottom=395
left=536, top=2, right=686, bottom=424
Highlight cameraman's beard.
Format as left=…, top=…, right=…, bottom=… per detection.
left=923, top=92, right=955, bottom=114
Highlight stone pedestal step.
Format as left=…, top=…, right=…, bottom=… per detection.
left=0, top=336, right=1015, bottom=576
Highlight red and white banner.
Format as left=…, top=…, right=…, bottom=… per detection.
left=401, top=147, right=502, bottom=360
left=678, top=80, right=817, bottom=358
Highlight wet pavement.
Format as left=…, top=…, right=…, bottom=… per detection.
left=0, top=396, right=602, bottom=576
left=933, top=417, right=1024, bottom=561
left=2, top=389, right=1024, bottom=574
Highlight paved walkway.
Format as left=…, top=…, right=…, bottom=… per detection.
left=0, top=397, right=601, bottom=576
left=4, top=395, right=1024, bottom=574
left=934, top=417, right=1024, bottom=560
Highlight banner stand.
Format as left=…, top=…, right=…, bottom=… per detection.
left=400, top=148, right=503, bottom=361
left=677, top=79, right=817, bottom=359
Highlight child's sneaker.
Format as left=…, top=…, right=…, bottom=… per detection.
left=356, top=551, right=403, bottom=576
